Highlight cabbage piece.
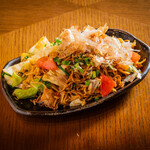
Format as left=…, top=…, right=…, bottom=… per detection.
left=30, top=82, right=44, bottom=93
left=88, top=79, right=101, bottom=94
left=12, top=72, right=24, bottom=87
left=70, top=99, right=86, bottom=107
left=28, top=36, right=50, bottom=54
left=3, top=37, right=51, bottom=85
left=13, top=87, right=38, bottom=99
left=38, top=88, right=58, bottom=109
left=13, top=81, right=44, bottom=99
left=42, top=65, right=68, bottom=90
left=21, top=53, right=33, bottom=61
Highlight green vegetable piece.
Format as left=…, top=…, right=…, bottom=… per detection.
left=78, top=68, right=84, bottom=73
left=38, top=85, right=44, bottom=93
left=75, top=58, right=79, bottom=63
left=50, top=42, right=56, bottom=46
left=85, top=80, right=90, bottom=86
left=51, top=38, right=62, bottom=46
left=53, top=57, right=61, bottom=65
left=42, top=81, right=51, bottom=89
left=39, top=76, right=43, bottom=82
left=74, top=63, right=84, bottom=73
left=34, top=78, right=40, bottom=82
left=55, top=38, right=62, bottom=45
left=74, top=63, right=79, bottom=68
left=44, top=44, right=47, bottom=47
left=13, top=87, right=38, bottom=99
left=90, top=61, right=94, bottom=66
left=96, top=70, right=100, bottom=77
left=30, top=82, right=44, bottom=92
left=91, top=71, right=96, bottom=79
left=73, top=83, right=76, bottom=89
left=2, top=72, right=11, bottom=77
left=58, top=65, right=70, bottom=77
left=93, top=71, right=96, bottom=78
left=12, top=72, right=24, bottom=87
left=128, top=65, right=134, bottom=73
left=108, top=64, right=114, bottom=70
left=94, top=97, right=100, bottom=101
left=24, top=56, right=28, bottom=59
left=62, top=60, right=71, bottom=65
left=80, top=54, right=83, bottom=58
left=21, top=53, right=32, bottom=61
left=84, top=57, right=91, bottom=65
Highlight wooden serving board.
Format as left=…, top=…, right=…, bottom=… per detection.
left=0, top=7, right=150, bottom=150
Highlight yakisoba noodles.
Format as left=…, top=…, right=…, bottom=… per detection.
left=3, top=25, right=146, bottom=110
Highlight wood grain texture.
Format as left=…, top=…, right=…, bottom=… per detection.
left=0, top=6, right=150, bottom=150
left=90, top=0, right=150, bottom=25
left=65, top=0, right=101, bottom=6
left=0, top=0, right=79, bottom=35
left=0, top=0, right=150, bottom=35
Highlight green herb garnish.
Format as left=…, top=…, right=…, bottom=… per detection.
left=44, top=44, right=47, bottom=47
left=80, top=54, right=83, bottom=58
left=90, top=71, right=96, bottom=79
left=128, top=65, right=134, bottom=73
left=74, top=63, right=84, bottom=73
left=74, top=63, right=79, bottom=68
left=34, top=78, right=40, bottom=82
left=108, top=64, right=114, bottom=70
left=78, top=68, right=84, bottom=73
left=39, top=76, right=43, bottom=82
left=90, top=61, right=94, bottom=66
left=42, top=81, right=51, bottom=89
left=96, top=70, right=100, bottom=77
left=85, top=80, right=90, bottom=86
left=75, top=58, right=79, bottom=63
left=50, top=38, right=62, bottom=46
left=84, top=57, right=91, bottom=65
left=50, top=42, right=56, bottom=46
left=73, top=83, right=76, bottom=89
left=2, top=72, right=11, bottom=77
left=24, top=56, right=29, bottom=59
left=55, top=38, right=62, bottom=45
left=53, top=57, right=61, bottom=65
left=58, top=65, right=69, bottom=77
left=94, top=97, right=100, bottom=101
left=62, top=60, right=71, bottom=65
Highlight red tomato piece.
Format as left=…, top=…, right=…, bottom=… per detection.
left=44, top=58, right=58, bottom=70
left=100, top=73, right=116, bottom=97
left=131, top=52, right=141, bottom=63
left=36, top=56, right=48, bottom=69
left=36, top=56, right=58, bottom=70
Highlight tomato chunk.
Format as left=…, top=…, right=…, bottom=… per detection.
left=100, top=73, right=116, bottom=97
left=36, top=56, right=58, bottom=70
left=131, top=52, right=141, bottom=63
left=36, top=56, right=48, bottom=69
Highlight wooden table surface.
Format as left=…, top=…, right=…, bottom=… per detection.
left=0, top=0, right=150, bottom=150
